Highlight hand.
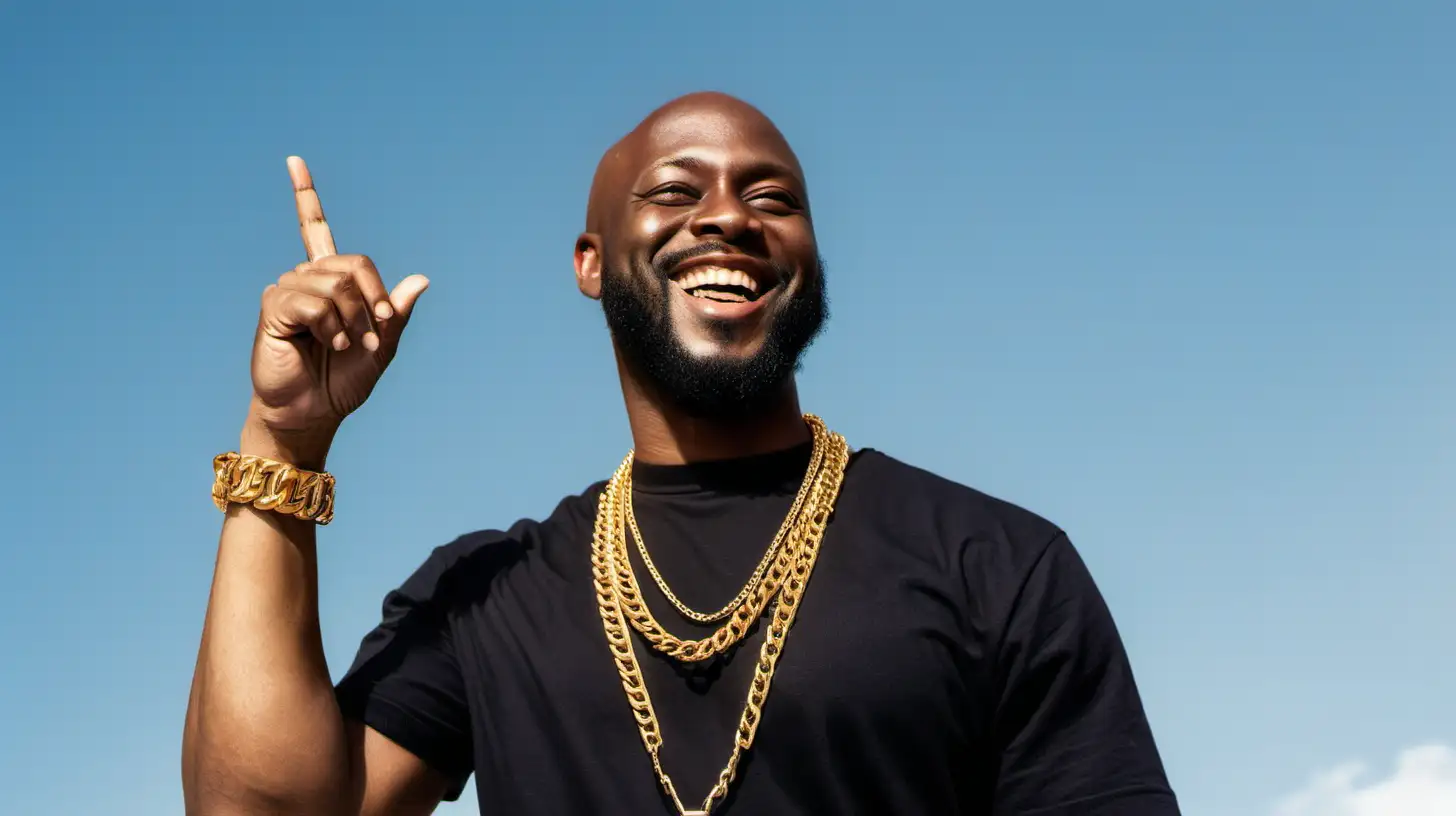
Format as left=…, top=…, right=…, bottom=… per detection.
left=244, top=157, right=429, bottom=459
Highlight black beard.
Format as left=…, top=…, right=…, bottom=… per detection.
left=600, top=250, right=828, bottom=421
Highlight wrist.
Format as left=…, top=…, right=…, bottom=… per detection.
left=240, top=413, right=337, bottom=472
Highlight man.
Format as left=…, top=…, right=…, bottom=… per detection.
left=182, top=92, right=1180, bottom=815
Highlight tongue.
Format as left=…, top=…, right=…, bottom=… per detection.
left=691, top=288, right=748, bottom=303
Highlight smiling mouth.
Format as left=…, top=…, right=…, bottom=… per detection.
left=670, top=266, right=769, bottom=304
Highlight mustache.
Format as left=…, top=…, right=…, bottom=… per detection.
left=652, top=241, right=792, bottom=281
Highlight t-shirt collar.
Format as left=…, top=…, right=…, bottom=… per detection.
left=629, top=441, right=816, bottom=496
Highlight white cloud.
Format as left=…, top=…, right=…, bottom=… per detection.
left=1274, top=743, right=1456, bottom=816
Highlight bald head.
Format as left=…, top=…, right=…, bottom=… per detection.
left=585, top=92, right=805, bottom=233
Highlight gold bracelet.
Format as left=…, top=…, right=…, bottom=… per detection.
left=211, top=452, right=336, bottom=524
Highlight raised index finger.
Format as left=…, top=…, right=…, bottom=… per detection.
left=287, top=156, right=338, bottom=261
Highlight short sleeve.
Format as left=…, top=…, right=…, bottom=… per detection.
left=335, top=549, right=474, bottom=802
left=990, top=534, right=1180, bottom=815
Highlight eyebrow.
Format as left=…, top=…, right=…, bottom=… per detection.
left=647, top=154, right=802, bottom=183
left=653, top=155, right=713, bottom=173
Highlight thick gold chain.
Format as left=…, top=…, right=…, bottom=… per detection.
left=211, top=452, right=336, bottom=524
left=611, top=488, right=796, bottom=662
left=591, top=418, right=850, bottom=815
left=625, top=416, right=828, bottom=624
left=612, top=418, right=829, bottom=662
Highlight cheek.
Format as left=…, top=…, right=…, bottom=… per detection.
left=637, top=212, right=668, bottom=234
left=768, top=224, right=817, bottom=270
left=792, top=235, right=819, bottom=266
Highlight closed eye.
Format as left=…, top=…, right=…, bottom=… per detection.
left=642, top=183, right=700, bottom=206
left=748, top=189, right=802, bottom=214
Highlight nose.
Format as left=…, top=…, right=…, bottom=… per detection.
left=688, top=190, right=763, bottom=242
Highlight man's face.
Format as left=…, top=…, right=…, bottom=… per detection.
left=591, top=105, right=827, bottom=419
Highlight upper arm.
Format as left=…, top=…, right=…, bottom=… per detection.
left=989, top=534, right=1180, bottom=814
left=348, top=721, right=455, bottom=816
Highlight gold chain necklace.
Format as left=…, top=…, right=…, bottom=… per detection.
left=610, top=416, right=830, bottom=663
left=591, top=416, right=850, bottom=815
left=626, top=424, right=827, bottom=624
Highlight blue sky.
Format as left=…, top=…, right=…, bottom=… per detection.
left=2, top=3, right=1452, bottom=814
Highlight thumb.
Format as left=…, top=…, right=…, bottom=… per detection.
left=388, top=274, right=430, bottom=321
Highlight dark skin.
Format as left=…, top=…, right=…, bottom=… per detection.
left=184, top=92, right=824, bottom=815
left=574, top=92, right=820, bottom=464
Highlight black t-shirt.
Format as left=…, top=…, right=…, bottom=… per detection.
left=335, top=444, right=1179, bottom=815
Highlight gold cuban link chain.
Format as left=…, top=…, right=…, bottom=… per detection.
left=626, top=415, right=828, bottom=624
left=211, top=452, right=336, bottom=524
left=611, top=417, right=830, bottom=662
left=612, top=484, right=800, bottom=662
left=591, top=420, right=850, bottom=815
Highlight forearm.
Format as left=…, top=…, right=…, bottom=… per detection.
left=183, top=430, right=355, bottom=815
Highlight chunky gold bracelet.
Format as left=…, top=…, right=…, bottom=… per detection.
left=211, top=452, right=336, bottom=524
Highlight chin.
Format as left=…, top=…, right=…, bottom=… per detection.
left=669, top=300, right=776, bottom=357
left=675, top=330, right=770, bottom=363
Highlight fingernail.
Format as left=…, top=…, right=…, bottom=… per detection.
left=375, top=302, right=394, bottom=320
left=363, top=332, right=380, bottom=352
left=332, top=332, right=350, bottom=351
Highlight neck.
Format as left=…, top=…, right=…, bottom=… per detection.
left=616, top=354, right=811, bottom=466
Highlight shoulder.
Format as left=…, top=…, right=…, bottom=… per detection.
left=848, top=450, right=1117, bottom=652
left=388, top=480, right=608, bottom=611
left=849, top=448, right=1064, bottom=555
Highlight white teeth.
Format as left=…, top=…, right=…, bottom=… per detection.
left=670, top=265, right=762, bottom=295
left=670, top=266, right=760, bottom=293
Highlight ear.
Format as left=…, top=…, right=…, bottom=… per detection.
left=575, top=233, right=603, bottom=300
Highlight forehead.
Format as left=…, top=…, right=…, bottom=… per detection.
left=633, top=107, right=803, bottom=180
